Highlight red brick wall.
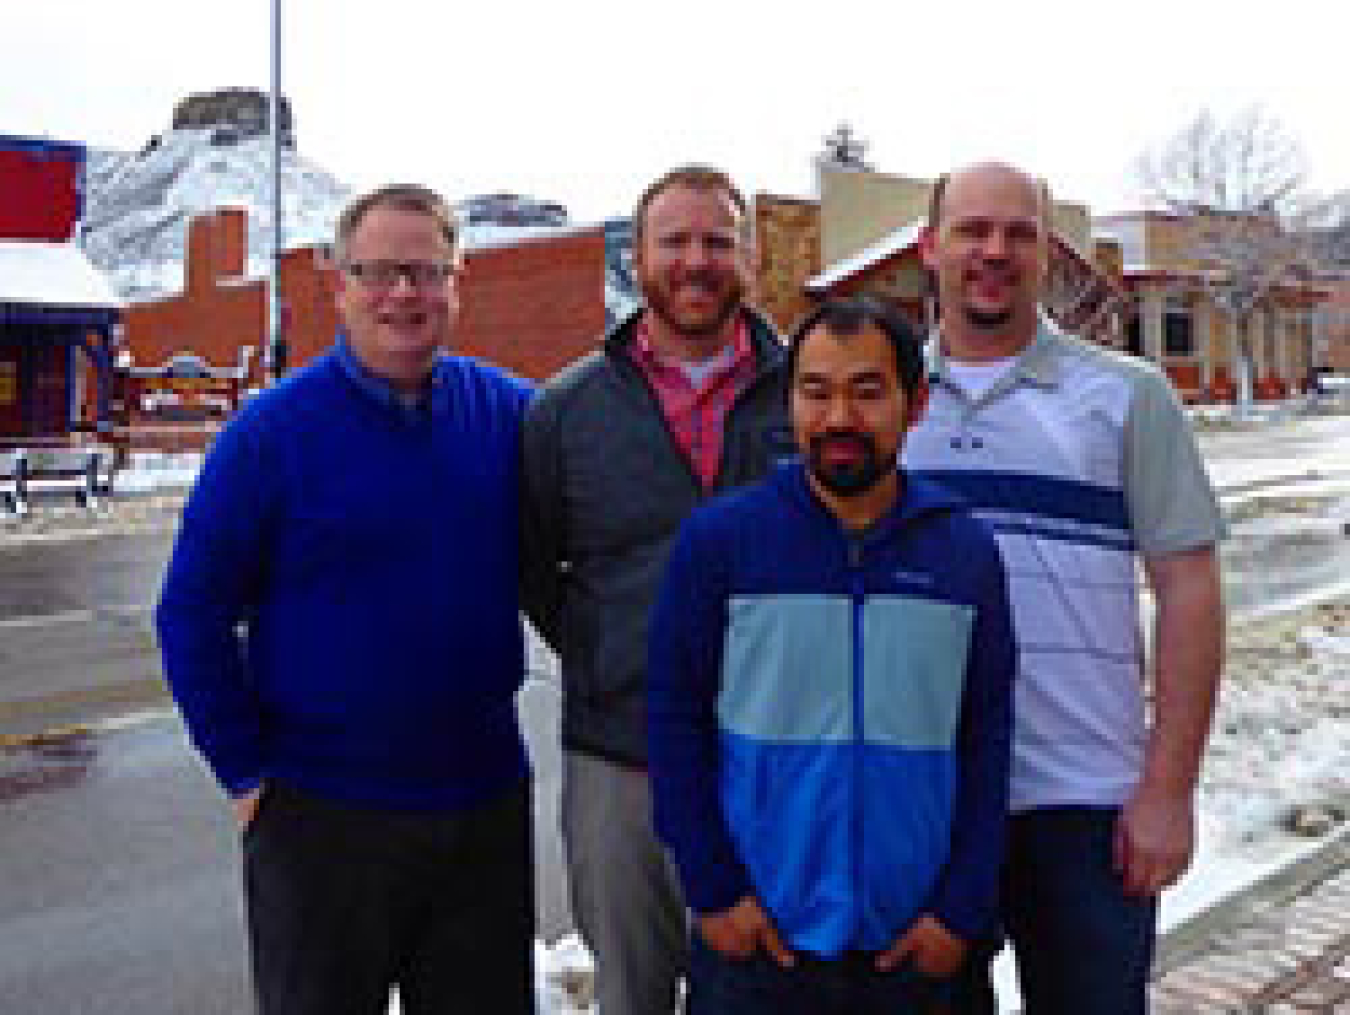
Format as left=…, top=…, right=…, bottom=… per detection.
left=123, top=210, right=605, bottom=387
left=456, top=229, right=606, bottom=381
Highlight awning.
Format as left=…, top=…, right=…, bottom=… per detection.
left=0, top=239, right=123, bottom=310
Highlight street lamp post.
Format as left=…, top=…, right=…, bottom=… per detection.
left=267, top=0, right=286, bottom=382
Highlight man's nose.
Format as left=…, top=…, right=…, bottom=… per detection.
left=978, top=228, right=1011, bottom=261
left=823, top=394, right=858, bottom=428
left=683, top=239, right=715, bottom=269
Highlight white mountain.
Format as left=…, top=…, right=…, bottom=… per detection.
left=77, top=98, right=632, bottom=320
left=81, top=128, right=350, bottom=302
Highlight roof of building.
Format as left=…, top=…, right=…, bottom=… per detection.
left=805, top=221, right=925, bottom=292
left=0, top=240, right=123, bottom=310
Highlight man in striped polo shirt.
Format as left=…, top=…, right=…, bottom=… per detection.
left=903, top=162, right=1225, bottom=1014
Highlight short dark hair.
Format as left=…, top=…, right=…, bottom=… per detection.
left=334, top=184, right=459, bottom=265
left=787, top=297, right=927, bottom=399
left=632, top=165, right=748, bottom=247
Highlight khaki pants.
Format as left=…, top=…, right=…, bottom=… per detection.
left=563, top=749, right=688, bottom=1014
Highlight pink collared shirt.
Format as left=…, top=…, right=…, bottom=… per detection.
left=630, top=315, right=757, bottom=490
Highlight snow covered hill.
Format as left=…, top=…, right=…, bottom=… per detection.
left=82, top=129, right=349, bottom=302
left=77, top=93, right=633, bottom=323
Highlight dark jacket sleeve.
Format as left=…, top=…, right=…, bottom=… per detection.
left=153, top=414, right=276, bottom=796
left=926, top=527, right=1016, bottom=940
left=519, top=388, right=565, bottom=652
left=648, top=511, right=753, bottom=915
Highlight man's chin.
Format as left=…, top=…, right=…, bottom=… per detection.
left=646, top=296, right=740, bottom=341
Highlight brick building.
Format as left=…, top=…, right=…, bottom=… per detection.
left=120, top=208, right=608, bottom=389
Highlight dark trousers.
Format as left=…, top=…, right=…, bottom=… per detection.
left=243, top=779, right=535, bottom=1015
left=687, top=934, right=950, bottom=1015
left=948, top=806, right=1158, bottom=1015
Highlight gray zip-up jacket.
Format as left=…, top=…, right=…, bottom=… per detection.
left=520, top=307, right=789, bottom=765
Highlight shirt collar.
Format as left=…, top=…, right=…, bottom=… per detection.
left=335, top=335, right=440, bottom=417
left=631, top=313, right=753, bottom=375
left=927, top=311, right=1064, bottom=391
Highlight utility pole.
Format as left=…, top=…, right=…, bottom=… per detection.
left=267, top=0, right=287, bottom=382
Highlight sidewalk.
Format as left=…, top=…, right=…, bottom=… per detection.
left=1152, top=830, right=1350, bottom=1012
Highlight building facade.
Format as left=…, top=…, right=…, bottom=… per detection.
left=119, top=208, right=609, bottom=393
left=0, top=135, right=121, bottom=447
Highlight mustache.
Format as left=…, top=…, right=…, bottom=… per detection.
left=810, top=431, right=876, bottom=454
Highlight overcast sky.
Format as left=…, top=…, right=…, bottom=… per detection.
left=6, top=0, right=1345, bottom=224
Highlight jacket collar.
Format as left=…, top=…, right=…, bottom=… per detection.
left=772, top=458, right=967, bottom=538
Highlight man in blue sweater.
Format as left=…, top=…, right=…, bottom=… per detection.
left=649, top=297, right=1016, bottom=1014
left=155, top=184, right=535, bottom=1015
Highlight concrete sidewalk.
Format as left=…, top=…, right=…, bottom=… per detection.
left=1152, top=831, right=1350, bottom=1012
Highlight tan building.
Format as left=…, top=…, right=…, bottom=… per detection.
left=1093, top=211, right=1330, bottom=402
left=754, top=165, right=1124, bottom=350
left=753, top=163, right=1337, bottom=403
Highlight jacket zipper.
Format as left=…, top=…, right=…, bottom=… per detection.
left=848, top=536, right=866, bottom=942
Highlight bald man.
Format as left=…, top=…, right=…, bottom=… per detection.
left=903, top=162, right=1225, bottom=1015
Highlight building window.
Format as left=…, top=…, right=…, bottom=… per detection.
left=1164, top=296, right=1195, bottom=356
left=1125, top=303, right=1144, bottom=357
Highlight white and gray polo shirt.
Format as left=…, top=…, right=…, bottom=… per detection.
left=903, top=319, right=1224, bottom=813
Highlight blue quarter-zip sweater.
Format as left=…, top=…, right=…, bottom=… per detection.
left=649, top=461, right=1015, bottom=956
left=156, top=343, right=533, bottom=811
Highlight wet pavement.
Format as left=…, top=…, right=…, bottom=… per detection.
left=0, top=716, right=251, bottom=1013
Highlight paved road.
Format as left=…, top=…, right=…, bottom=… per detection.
left=0, top=718, right=251, bottom=1014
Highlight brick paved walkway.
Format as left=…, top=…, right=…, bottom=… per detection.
left=1153, top=859, right=1350, bottom=1012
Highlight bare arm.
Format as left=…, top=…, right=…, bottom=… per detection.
left=1116, top=545, right=1223, bottom=896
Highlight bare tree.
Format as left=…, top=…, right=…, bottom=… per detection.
left=1134, top=107, right=1339, bottom=407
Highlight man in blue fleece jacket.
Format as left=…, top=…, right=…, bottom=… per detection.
left=649, top=297, right=1015, bottom=1014
left=155, top=185, right=534, bottom=1015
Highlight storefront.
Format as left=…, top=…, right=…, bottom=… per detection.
left=0, top=241, right=122, bottom=447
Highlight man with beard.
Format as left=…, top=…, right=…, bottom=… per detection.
left=648, top=297, right=1015, bottom=1014
left=904, top=163, right=1224, bottom=1014
left=520, top=165, right=789, bottom=1013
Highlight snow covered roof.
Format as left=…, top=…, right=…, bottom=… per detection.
left=805, top=221, right=924, bottom=292
left=0, top=240, right=123, bottom=309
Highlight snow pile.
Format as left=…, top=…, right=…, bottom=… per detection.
left=1199, top=603, right=1350, bottom=858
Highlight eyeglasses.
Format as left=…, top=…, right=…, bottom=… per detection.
left=342, top=260, right=458, bottom=290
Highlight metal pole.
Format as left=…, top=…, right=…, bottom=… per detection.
left=267, top=0, right=284, bottom=382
